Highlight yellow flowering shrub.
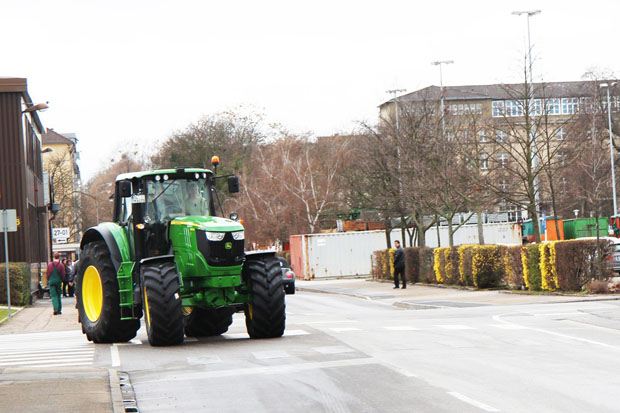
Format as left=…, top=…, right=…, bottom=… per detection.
left=471, top=245, right=504, bottom=288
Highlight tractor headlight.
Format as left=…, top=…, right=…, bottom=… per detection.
left=232, top=230, right=245, bottom=240
left=205, top=232, right=226, bottom=241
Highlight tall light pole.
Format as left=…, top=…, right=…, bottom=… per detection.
left=386, top=88, right=407, bottom=131
left=601, top=82, right=618, bottom=216
left=513, top=10, right=542, bottom=228
left=431, top=60, right=454, bottom=135
left=512, top=10, right=541, bottom=86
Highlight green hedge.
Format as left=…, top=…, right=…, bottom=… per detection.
left=374, top=239, right=613, bottom=293
left=0, top=263, right=32, bottom=306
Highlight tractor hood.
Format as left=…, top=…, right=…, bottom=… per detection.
left=170, top=216, right=244, bottom=232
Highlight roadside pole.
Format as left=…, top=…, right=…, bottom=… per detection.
left=1, top=209, right=17, bottom=318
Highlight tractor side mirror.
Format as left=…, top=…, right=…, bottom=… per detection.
left=227, top=176, right=240, bottom=193
left=229, top=212, right=239, bottom=221
left=119, top=180, right=132, bottom=198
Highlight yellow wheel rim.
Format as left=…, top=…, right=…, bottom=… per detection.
left=182, top=306, right=193, bottom=316
left=143, top=287, right=151, bottom=327
left=248, top=303, right=253, bottom=320
left=82, top=265, right=103, bottom=322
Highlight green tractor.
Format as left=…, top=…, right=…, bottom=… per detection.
left=75, top=160, right=285, bottom=346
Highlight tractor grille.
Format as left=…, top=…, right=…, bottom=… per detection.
left=196, top=230, right=245, bottom=266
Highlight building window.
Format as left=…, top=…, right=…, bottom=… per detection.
left=480, top=155, right=489, bottom=170
left=557, top=151, right=567, bottom=166
left=529, top=99, right=542, bottom=116
left=495, top=130, right=507, bottom=142
left=545, top=98, right=561, bottom=115
left=478, top=130, right=487, bottom=142
left=504, top=100, right=523, bottom=117
left=492, top=101, right=504, bottom=117
left=556, top=127, right=566, bottom=140
left=498, top=153, right=509, bottom=168
left=561, top=97, right=579, bottom=114
left=500, top=180, right=508, bottom=192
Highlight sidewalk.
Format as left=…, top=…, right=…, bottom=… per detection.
left=296, top=278, right=620, bottom=308
left=0, top=296, right=122, bottom=413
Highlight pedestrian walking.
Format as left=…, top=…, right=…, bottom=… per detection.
left=63, top=258, right=75, bottom=297
left=392, top=240, right=406, bottom=289
left=46, top=253, right=66, bottom=315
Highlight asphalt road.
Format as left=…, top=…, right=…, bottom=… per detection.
left=3, top=291, right=620, bottom=412
left=122, top=292, right=620, bottom=412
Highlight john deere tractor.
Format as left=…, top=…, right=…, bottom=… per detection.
left=75, top=160, right=285, bottom=346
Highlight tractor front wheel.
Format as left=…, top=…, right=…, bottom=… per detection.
left=244, top=257, right=286, bottom=338
left=141, top=262, right=184, bottom=346
left=184, top=307, right=234, bottom=337
left=76, top=241, right=139, bottom=343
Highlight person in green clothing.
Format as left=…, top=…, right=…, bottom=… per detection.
left=46, top=253, right=66, bottom=315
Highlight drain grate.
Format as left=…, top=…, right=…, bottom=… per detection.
left=118, top=371, right=139, bottom=413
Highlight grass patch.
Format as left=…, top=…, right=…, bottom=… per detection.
left=0, top=308, right=17, bottom=323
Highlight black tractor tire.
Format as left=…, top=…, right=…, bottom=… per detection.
left=76, top=241, right=140, bottom=343
left=184, top=307, right=234, bottom=337
left=244, top=256, right=286, bottom=338
left=141, top=261, right=184, bottom=346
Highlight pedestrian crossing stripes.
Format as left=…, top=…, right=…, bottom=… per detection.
left=0, top=330, right=95, bottom=369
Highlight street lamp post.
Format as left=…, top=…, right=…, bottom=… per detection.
left=511, top=10, right=541, bottom=86
left=601, top=82, right=618, bottom=216
left=386, top=88, right=407, bottom=246
left=431, top=60, right=454, bottom=136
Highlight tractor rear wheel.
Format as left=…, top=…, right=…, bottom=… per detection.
left=141, top=262, right=184, bottom=346
left=244, top=256, right=286, bottom=338
left=76, top=241, right=139, bottom=343
left=184, top=307, right=234, bottom=337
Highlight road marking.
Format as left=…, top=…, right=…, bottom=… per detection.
left=384, top=326, right=420, bottom=331
left=0, top=329, right=95, bottom=368
left=187, top=355, right=222, bottom=365
left=313, top=346, right=356, bottom=355
left=184, top=337, right=198, bottom=342
left=435, top=325, right=476, bottom=330
left=448, top=392, right=499, bottom=412
left=492, top=314, right=620, bottom=351
left=224, top=333, right=249, bottom=339
left=330, top=327, right=362, bottom=332
left=488, top=324, right=527, bottom=330
left=252, top=350, right=290, bottom=360
left=305, top=319, right=358, bottom=324
left=284, top=329, right=310, bottom=336
left=111, top=344, right=120, bottom=367
left=130, top=338, right=142, bottom=345
left=132, top=357, right=377, bottom=384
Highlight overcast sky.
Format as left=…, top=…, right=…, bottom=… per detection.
left=2, top=0, right=619, bottom=181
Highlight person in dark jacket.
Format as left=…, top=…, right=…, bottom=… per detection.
left=46, top=253, right=66, bottom=315
left=393, top=240, right=406, bottom=289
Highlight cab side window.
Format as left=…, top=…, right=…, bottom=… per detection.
left=121, top=187, right=133, bottom=223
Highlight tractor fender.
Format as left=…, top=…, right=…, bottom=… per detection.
left=244, top=250, right=277, bottom=261
left=140, top=255, right=175, bottom=267
left=80, top=223, right=131, bottom=272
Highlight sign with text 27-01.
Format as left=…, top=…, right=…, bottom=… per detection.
left=52, top=227, right=70, bottom=243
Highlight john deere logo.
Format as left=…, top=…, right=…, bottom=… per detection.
left=224, top=242, right=233, bottom=250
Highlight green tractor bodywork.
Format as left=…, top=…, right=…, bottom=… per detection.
left=76, top=166, right=286, bottom=346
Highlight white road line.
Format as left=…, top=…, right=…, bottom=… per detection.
left=0, top=357, right=93, bottom=367
left=435, top=325, right=476, bottom=330
left=224, top=333, right=249, bottom=340
left=384, top=326, right=420, bottom=331
left=330, top=327, right=362, bottom=333
left=304, top=319, right=358, bottom=325
left=0, top=348, right=94, bottom=356
left=111, top=344, right=121, bottom=367
left=252, top=350, right=290, bottom=360
left=488, top=324, right=527, bottom=330
left=492, top=313, right=620, bottom=351
left=313, top=346, right=356, bottom=355
left=184, top=337, right=198, bottom=342
left=130, top=338, right=142, bottom=345
left=132, top=358, right=378, bottom=384
left=187, top=355, right=222, bottom=365
left=448, top=392, right=500, bottom=412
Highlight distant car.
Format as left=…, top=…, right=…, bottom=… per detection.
left=277, top=257, right=296, bottom=294
left=609, top=239, right=620, bottom=274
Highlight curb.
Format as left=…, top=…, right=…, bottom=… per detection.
left=296, top=286, right=372, bottom=301
left=109, top=369, right=125, bottom=413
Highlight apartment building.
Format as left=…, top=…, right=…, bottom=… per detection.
left=379, top=81, right=619, bottom=217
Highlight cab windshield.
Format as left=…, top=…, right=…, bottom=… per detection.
left=145, top=178, right=211, bottom=223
